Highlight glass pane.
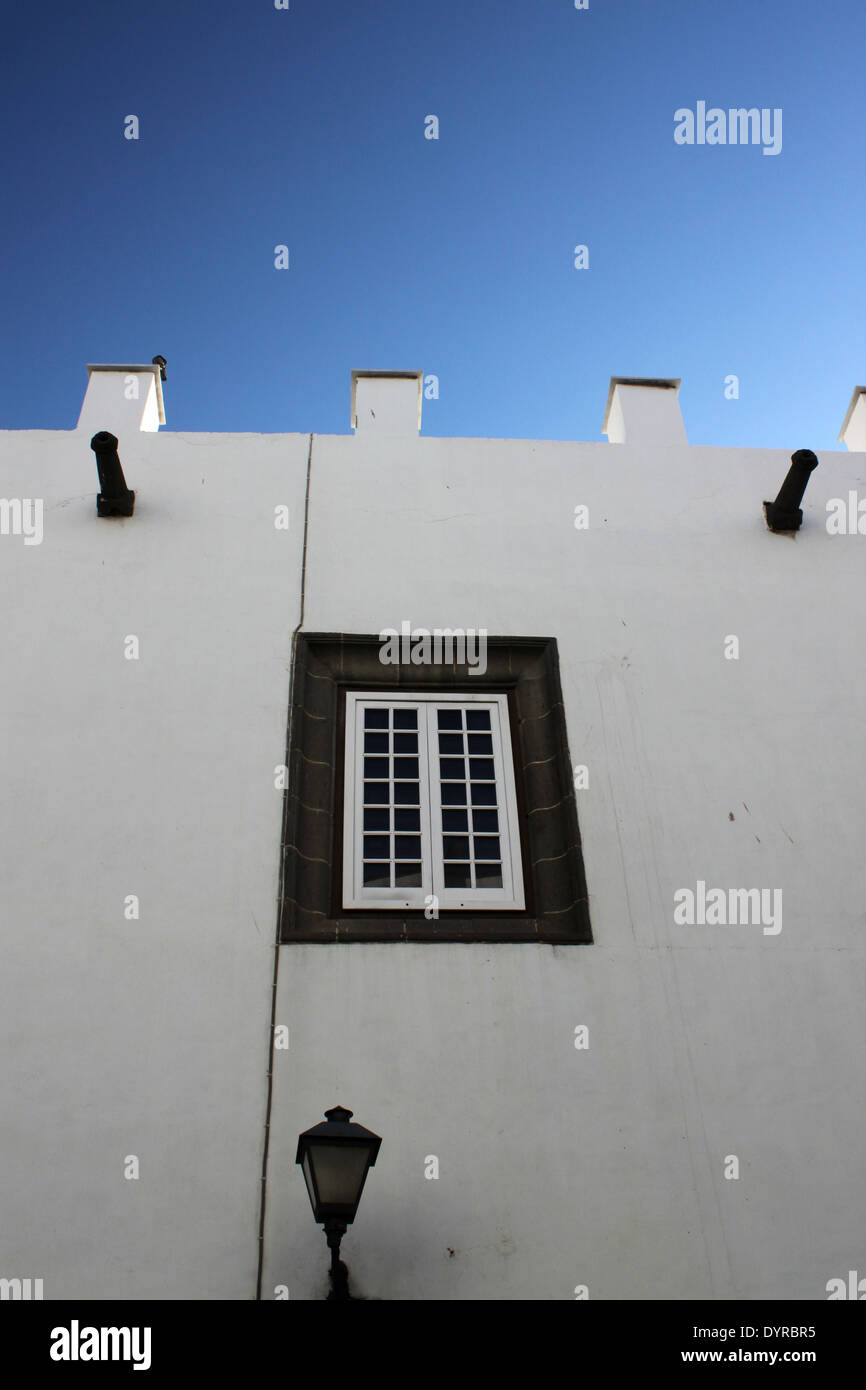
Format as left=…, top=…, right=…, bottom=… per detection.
left=469, top=757, right=495, bottom=780
left=393, top=709, right=417, bottom=730
left=442, top=809, right=468, bottom=832
left=363, top=862, right=390, bottom=887
left=467, top=733, right=493, bottom=755
left=364, top=731, right=388, bottom=754
left=472, top=809, right=498, bottom=833
left=393, top=732, right=418, bottom=754
left=475, top=864, right=503, bottom=888
left=393, top=756, right=419, bottom=779
left=363, top=835, right=390, bottom=860
left=394, top=835, right=421, bottom=859
left=306, top=1143, right=371, bottom=1206
left=364, top=708, right=388, bottom=729
left=466, top=710, right=491, bottom=730
left=474, top=836, right=501, bottom=860
left=471, top=782, right=497, bottom=805
left=444, top=864, right=472, bottom=888
left=441, top=783, right=466, bottom=805
left=438, top=733, right=464, bottom=755
left=364, top=757, right=389, bottom=779
left=437, top=709, right=462, bottom=729
left=443, top=836, right=470, bottom=860
left=394, top=808, right=420, bottom=831
left=439, top=758, right=464, bottom=780
left=364, top=808, right=389, bottom=831
left=394, top=781, right=420, bottom=805
left=364, top=782, right=389, bottom=805
left=394, top=862, right=422, bottom=887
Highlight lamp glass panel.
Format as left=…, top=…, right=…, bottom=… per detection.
left=302, top=1151, right=318, bottom=1209
left=307, top=1142, right=371, bottom=1207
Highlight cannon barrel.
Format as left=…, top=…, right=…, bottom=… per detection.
left=91, top=431, right=135, bottom=517
left=764, top=449, right=819, bottom=532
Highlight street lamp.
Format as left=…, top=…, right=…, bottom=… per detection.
left=296, top=1105, right=382, bottom=1301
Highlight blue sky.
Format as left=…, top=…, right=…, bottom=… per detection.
left=1, top=0, right=862, bottom=447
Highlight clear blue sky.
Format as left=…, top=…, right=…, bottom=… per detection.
left=1, top=0, right=862, bottom=448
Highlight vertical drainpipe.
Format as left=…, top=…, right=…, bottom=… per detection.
left=256, top=431, right=314, bottom=1300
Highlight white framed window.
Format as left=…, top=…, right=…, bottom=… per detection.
left=343, top=692, right=525, bottom=912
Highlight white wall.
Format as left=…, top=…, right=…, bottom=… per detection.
left=262, top=432, right=866, bottom=1300
left=3, top=413, right=865, bottom=1300
left=0, top=427, right=308, bottom=1298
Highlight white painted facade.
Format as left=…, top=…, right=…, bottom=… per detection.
left=2, top=369, right=864, bottom=1300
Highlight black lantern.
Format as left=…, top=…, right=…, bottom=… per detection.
left=296, top=1106, right=382, bottom=1300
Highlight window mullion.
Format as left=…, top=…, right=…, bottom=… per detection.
left=464, top=716, right=475, bottom=891
left=388, top=714, right=395, bottom=889
left=424, top=705, right=442, bottom=900
left=349, top=695, right=364, bottom=903
left=492, top=701, right=512, bottom=900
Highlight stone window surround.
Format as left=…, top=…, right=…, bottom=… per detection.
left=279, top=633, right=592, bottom=944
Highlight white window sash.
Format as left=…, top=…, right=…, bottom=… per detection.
left=343, top=692, right=525, bottom=912
left=344, top=695, right=433, bottom=909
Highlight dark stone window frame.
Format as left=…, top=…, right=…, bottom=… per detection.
left=279, top=634, right=591, bottom=943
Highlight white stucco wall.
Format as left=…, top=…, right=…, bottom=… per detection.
left=3, top=406, right=864, bottom=1301
left=262, top=432, right=866, bottom=1301
left=0, top=427, right=308, bottom=1298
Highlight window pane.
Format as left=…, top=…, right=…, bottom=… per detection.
left=364, top=782, right=389, bottom=804
left=439, top=758, right=464, bottom=780
left=364, top=732, right=388, bottom=754
left=394, top=808, right=420, bottom=831
left=442, top=809, right=468, bottom=832
left=469, top=758, right=495, bottom=780
left=393, top=709, right=417, bottom=729
left=364, top=808, right=389, bottom=831
left=474, top=836, right=501, bottom=860
left=364, top=757, right=389, bottom=779
left=471, top=782, right=497, bottom=805
left=394, top=781, right=420, bottom=805
left=364, top=708, right=388, bottom=729
left=444, top=864, right=472, bottom=888
left=363, top=835, right=390, bottom=860
left=395, top=862, right=422, bottom=887
left=472, top=809, right=498, bottom=833
left=475, top=864, right=503, bottom=888
left=394, top=835, right=422, bottom=859
left=438, top=733, right=464, bottom=754
left=393, top=756, right=419, bottom=779
left=441, top=782, right=466, bottom=805
left=467, top=733, right=493, bottom=754
left=466, top=710, right=491, bottom=730
left=363, top=862, right=391, bottom=887
left=443, top=836, right=470, bottom=860
left=437, top=709, right=462, bottom=729
left=393, top=732, right=418, bottom=753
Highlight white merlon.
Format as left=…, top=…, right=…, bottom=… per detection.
left=351, top=370, right=423, bottom=435
left=602, top=376, right=686, bottom=445
left=838, top=387, right=866, bottom=452
left=76, top=363, right=166, bottom=435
